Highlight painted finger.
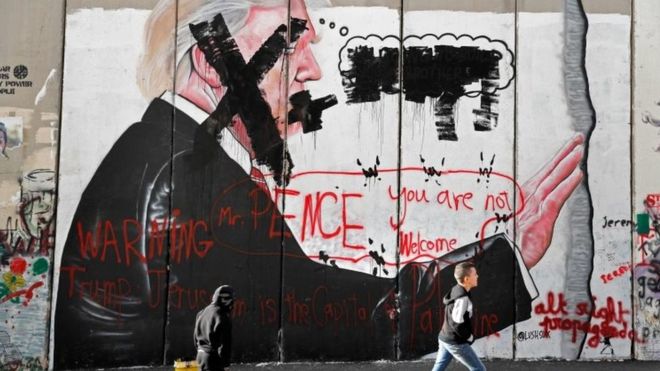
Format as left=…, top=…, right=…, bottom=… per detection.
left=522, top=133, right=585, bottom=191
left=534, top=144, right=583, bottom=201
left=541, top=168, right=584, bottom=219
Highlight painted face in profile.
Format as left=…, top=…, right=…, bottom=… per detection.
left=231, top=0, right=323, bottom=137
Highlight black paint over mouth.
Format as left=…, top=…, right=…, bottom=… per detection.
left=288, top=90, right=338, bottom=133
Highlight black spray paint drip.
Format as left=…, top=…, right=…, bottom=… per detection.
left=190, top=14, right=307, bottom=185
left=288, top=90, right=338, bottom=133
left=356, top=156, right=381, bottom=187
left=341, top=36, right=504, bottom=141
left=318, top=250, right=330, bottom=263
left=420, top=155, right=445, bottom=185
left=369, top=250, right=388, bottom=276
left=317, top=250, right=339, bottom=270
left=477, top=152, right=495, bottom=185
left=367, top=238, right=388, bottom=276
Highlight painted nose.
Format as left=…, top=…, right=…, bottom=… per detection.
left=295, top=48, right=322, bottom=82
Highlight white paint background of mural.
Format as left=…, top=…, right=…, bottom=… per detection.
left=287, top=6, right=401, bottom=277
left=514, top=12, right=631, bottom=359
left=401, top=9, right=516, bottom=359
left=633, top=0, right=660, bottom=360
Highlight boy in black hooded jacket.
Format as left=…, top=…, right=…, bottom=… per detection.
left=432, top=262, right=485, bottom=371
left=194, top=285, right=234, bottom=371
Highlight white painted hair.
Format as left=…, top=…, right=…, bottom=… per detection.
left=137, top=0, right=330, bottom=99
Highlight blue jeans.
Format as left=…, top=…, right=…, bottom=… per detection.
left=431, top=338, right=486, bottom=371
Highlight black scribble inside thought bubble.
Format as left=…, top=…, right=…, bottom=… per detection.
left=339, top=33, right=514, bottom=141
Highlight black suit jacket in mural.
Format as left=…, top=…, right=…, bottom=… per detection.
left=54, top=99, right=534, bottom=368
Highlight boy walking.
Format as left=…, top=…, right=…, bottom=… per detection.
left=432, top=262, right=485, bottom=371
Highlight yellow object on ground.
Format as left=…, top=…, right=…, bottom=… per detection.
left=174, top=359, right=199, bottom=371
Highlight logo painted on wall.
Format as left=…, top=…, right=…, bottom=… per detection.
left=12, top=65, right=28, bottom=80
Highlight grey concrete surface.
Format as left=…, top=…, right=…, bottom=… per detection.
left=94, top=360, right=660, bottom=371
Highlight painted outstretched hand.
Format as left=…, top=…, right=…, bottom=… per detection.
left=509, top=133, right=585, bottom=269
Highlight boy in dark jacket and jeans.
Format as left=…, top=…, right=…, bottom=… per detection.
left=194, top=285, right=234, bottom=371
left=432, top=262, right=485, bottom=371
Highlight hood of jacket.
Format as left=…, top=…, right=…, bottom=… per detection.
left=442, top=284, right=468, bottom=306
left=212, top=285, right=235, bottom=306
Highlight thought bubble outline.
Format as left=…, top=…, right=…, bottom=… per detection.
left=338, top=33, right=515, bottom=98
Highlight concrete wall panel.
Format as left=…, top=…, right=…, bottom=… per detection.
left=0, top=1, right=64, bottom=369
left=633, top=0, right=660, bottom=361
left=399, top=0, right=517, bottom=360
left=282, top=1, right=400, bottom=360
left=515, top=0, right=631, bottom=360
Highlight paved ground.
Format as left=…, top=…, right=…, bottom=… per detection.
left=97, top=360, right=660, bottom=370
left=231, top=360, right=660, bottom=370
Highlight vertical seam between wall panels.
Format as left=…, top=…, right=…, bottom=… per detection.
left=395, top=0, right=404, bottom=361
left=512, top=0, right=519, bottom=361
left=161, top=0, right=179, bottom=364
left=48, top=0, right=68, bottom=367
left=630, top=0, right=636, bottom=361
left=278, top=0, right=293, bottom=363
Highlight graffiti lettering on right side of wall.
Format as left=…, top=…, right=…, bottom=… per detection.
left=534, top=291, right=642, bottom=349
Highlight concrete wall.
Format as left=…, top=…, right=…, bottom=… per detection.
left=2, top=0, right=660, bottom=369
left=633, top=0, right=660, bottom=361
left=0, top=0, right=63, bottom=369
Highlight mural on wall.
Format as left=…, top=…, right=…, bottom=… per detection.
left=51, top=0, right=641, bottom=368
